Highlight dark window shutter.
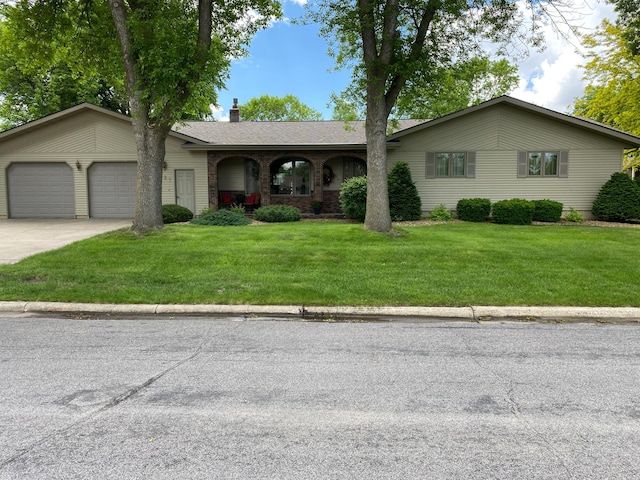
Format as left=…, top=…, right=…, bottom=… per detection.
left=426, top=152, right=435, bottom=178
left=517, top=151, right=528, bottom=178
left=559, top=151, right=569, bottom=177
left=466, top=151, right=476, bottom=178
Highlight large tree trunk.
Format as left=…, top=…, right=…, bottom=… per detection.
left=364, top=91, right=392, bottom=232
left=131, top=119, right=169, bottom=233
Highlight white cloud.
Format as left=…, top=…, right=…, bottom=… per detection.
left=211, top=105, right=229, bottom=122
left=510, top=0, right=616, bottom=113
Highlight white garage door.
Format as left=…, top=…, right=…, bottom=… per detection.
left=8, top=163, right=75, bottom=218
left=89, top=163, right=137, bottom=218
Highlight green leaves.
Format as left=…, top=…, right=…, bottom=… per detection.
left=239, top=94, right=323, bottom=121
left=573, top=19, right=640, bottom=172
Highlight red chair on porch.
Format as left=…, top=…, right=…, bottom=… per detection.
left=244, top=192, right=261, bottom=211
left=219, top=191, right=233, bottom=207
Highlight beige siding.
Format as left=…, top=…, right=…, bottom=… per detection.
left=217, top=158, right=245, bottom=190
left=0, top=108, right=207, bottom=218
left=389, top=149, right=623, bottom=216
left=163, top=136, right=208, bottom=213
left=388, top=103, right=628, bottom=217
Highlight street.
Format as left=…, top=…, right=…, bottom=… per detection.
left=0, top=316, right=639, bottom=479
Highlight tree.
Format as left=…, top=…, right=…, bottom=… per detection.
left=240, top=94, right=322, bottom=121
left=572, top=19, right=640, bottom=173
left=0, top=2, right=128, bottom=129
left=394, top=57, right=518, bottom=119
left=2, top=0, right=280, bottom=234
left=610, top=0, right=640, bottom=55
left=333, top=56, right=519, bottom=121
left=307, top=0, right=550, bottom=232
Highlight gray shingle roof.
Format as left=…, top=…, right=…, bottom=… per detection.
left=175, top=119, right=424, bottom=147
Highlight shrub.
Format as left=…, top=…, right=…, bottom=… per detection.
left=162, top=204, right=194, bottom=224
left=428, top=204, right=453, bottom=221
left=592, top=172, right=640, bottom=222
left=565, top=207, right=584, bottom=223
left=340, top=176, right=367, bottom=222
left=199, top=206, right=214, bottom=217
left=533, top=199, right=563, bottom=222
left=253, top=205, right=301, bottom=223
left=190, top=210, right=251, bottom=226
left=491, top=199, right=535, bottom=225
left=456, top=198, right=491, bottom=222
left=230, top=203, right=245, bottom=215
left=388, top=162, right=422, bottom=221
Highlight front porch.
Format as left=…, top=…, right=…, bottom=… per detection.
left=208, top=150, right=366, bottom=214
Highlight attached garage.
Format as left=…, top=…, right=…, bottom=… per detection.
left=89, top=162, right=137, bottom=218
left=7, top=163, right=75, bottom=218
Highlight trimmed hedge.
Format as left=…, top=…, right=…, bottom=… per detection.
left=533, top=199, right=563, bottom=222
left=340, top=176, right=367, bottom=222
left=592, top=172, right=640, bottom=222
left=491, top=199, right=535, bottom=225
left=456, top=198, right=491, bottom=222
left=388, top=162, right=422, bottom=221
left=253, top=205, right=301, bottom=223
left=162, top=204, right=194, bottom=224
left=190, top=210, right=251, bottom=226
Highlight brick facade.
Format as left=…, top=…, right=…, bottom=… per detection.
left=207, top=150, right=366, bottom=214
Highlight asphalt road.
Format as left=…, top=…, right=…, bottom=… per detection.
left=0, top=316, right=638, bottom=479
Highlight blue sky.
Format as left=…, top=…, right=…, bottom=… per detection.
left=215, top=0, right=617, bottom=120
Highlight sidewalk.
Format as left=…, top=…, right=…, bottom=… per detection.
left=2, top=301, right=640, bottom=323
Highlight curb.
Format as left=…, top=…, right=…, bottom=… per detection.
left=1, top=301, right=640, bottom=323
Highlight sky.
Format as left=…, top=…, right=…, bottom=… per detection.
left=214, top=0, right=617, bottom=121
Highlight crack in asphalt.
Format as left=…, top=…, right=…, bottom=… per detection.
left=0, top=324, right=218, bottom=470
left=455, top=325, right=575, bottom=479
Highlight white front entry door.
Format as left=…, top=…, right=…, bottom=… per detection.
left=175, top=169, right=195, bottom=213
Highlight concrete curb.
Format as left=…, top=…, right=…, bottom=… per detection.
left=1, top=301, right=640, bottom=322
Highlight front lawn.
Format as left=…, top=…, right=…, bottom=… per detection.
left=1, top=221, right=639, bottom=306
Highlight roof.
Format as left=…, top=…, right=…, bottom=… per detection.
left=176, top=119, right=424, bottom=150
left=0, top=103, right=209, bottom=146
left=387, top=95, right=640, bottom=147
left=2, top=96, right=638, bottom=151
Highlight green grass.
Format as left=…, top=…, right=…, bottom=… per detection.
left=1, top=221, right=639, bottom=306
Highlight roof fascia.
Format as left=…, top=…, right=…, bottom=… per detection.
left=181, top=143, right=381, bottom=151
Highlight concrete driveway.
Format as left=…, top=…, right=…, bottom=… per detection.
left=0, top=219, right=131, bottom=264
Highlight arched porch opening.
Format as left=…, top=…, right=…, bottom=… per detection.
left=216, top=156, right=261, bottom=208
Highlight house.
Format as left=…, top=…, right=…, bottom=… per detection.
left=1, top=96, right=639, bottom=219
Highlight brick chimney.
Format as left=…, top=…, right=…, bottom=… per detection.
left=230, top=98, right=240, bottom=123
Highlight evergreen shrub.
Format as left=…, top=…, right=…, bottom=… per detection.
left=340, top=176, right=367, bottom=222
left=532, top=199, right=563, bottom=222
left=388, top=162, right=422, bottom=221
left=190, top=210, right=251, bottom=226
left=592, top=172, right=640, bottom=222
left=491, top=199, right=535, bottom=225
left=253, top=205, right=301, bottom=223
left=456, top=198, right=491, bottom=222
left=428, top=204, right=453, bottom=221
left=162, top=204, right=194, bottom=224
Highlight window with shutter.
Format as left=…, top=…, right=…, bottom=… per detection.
left=426, top=152, right=475, bottom=178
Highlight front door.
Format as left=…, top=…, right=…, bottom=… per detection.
left=175, top=169, right=195, bottom=213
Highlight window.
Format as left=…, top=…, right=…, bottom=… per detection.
left=518, top=151, right=568, bottom=178
left=270, top=158, right=311, bottom=195
left=426, top=152, right=475, bottom=178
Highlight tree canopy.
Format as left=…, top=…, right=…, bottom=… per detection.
left=572, top=19, right=640, bottom=172
left=0, top=2, right=128, bottom=129
left=239, top=94, right=322, bottom=121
